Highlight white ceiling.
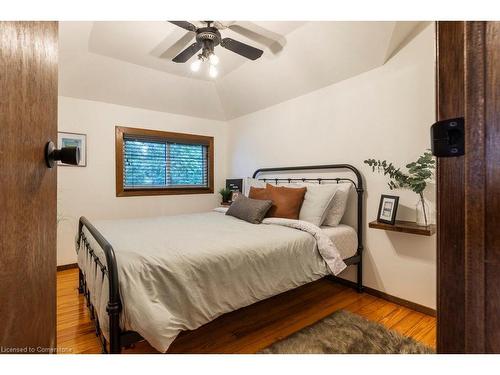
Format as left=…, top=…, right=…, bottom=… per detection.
left=88, top=21, right=305, bottom=81
left=59, top=21, right=428, bottom=121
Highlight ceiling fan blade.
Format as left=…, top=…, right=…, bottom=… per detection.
left=227, top=22, right=285, bottom=54
left=150, top=31, right=195, bottom=59
left=169, top=21, right=197, bottom=32
left=172, top=41, right=202, bottom=63
left=221, top=38, right=263, bottom=60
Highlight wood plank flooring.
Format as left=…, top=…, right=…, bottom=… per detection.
left=57, top=268, right=436, bottom=354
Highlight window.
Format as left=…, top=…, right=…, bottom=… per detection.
left=115, top=126, right=214, bottom=196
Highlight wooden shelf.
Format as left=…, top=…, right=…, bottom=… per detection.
left=369, top=220, right=436, bottom=236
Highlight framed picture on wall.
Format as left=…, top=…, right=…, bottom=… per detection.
left=377, top=194, right=399, bottom=225
left=58, top=132, right=87, bottom=167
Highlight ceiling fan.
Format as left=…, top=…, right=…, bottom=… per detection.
left=168, top=21, right=265, bottom=77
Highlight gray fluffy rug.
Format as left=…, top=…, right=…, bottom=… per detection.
left=259, top=310, right=434, bottom=354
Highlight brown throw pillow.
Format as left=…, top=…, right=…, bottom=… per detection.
left=248, top=186, right=271, bottom=200
left=265, top=183, right=307, bottom=220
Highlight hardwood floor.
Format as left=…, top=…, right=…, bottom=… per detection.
left=57, top=268, right=436, bottom=354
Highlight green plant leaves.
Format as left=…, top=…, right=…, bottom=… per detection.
left=219, top=187, right=232, bottom=200
left=363, top=151, right=435, bottom=195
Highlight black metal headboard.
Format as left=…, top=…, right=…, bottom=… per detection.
left=253, top=164, right=364, bottom=291
left=252, top=163, right=363, bottom=190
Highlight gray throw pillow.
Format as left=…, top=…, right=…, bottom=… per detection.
left=225, top=195, right=273, bottom=224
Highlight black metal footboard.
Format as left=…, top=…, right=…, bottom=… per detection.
left=77, top=217, right=133, bottom=353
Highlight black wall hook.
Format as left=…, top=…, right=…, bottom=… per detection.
left=45, top=141, right=80, bottom=168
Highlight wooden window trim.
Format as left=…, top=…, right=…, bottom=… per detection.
left=115, top=126, right=214, bottom=197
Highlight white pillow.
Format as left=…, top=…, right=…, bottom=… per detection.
left=243, top=177, right=266, bottom=196
left=296, top=184, right=338, bottom=226
left=323, top=183, right=351, bottom=226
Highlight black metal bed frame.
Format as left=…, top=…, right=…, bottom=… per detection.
left=76, top=164, right=364, bottom=353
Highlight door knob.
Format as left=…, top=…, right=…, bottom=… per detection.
left=45, top=141, right=80, bottom=168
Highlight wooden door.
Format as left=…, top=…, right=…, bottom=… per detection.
left=0, top=22, right=58, bottom=353
left=436, top=21, right=500, bottom=353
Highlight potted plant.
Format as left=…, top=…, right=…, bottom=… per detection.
left=364, top=151, right=435, bottom=226
left=219, top=187, right=232, bottom=205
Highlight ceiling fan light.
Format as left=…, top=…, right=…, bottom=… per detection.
left=209, top=65, right=218, bottom=78
left=209, top=53, right=219, bottom=66
left=190, top=58, right=201, bottom=72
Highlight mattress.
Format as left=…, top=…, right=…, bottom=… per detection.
left=78, top=212, right=355, bottom=352
left=321, top=224, right=358, bottom=260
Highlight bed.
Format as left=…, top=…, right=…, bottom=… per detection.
left=76, top=164, right=364, bottom=353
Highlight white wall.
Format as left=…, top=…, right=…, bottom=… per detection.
left=57, top=97, right=229, bottom=266
left=227, top=25, right=436, bottom=308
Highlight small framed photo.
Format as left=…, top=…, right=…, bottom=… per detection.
left=226, top=179, right=243, bottom=193
left=226, top=178, right=243, bottom=202
left=377, top=194, right=399, bottom=225
left=58, top=132, right=86, bottom=167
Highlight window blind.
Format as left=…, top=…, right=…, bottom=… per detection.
left=123, top=136, right=208, bottom=189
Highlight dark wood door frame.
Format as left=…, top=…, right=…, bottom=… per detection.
left=436, top=21, right=500, bottom=353
left=0, top=22, right=58, bottom=353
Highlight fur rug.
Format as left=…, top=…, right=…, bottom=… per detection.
left=259, top=310, right=434, bottom=354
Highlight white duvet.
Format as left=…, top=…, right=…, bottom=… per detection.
left=78, top=211, right=346, bottom=352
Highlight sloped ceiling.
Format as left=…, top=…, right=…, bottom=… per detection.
left=59, top=21, right=428, bottom=121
